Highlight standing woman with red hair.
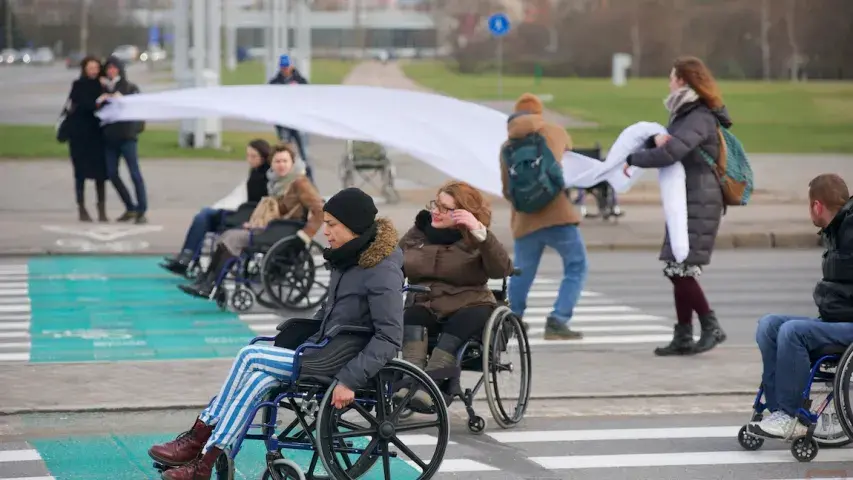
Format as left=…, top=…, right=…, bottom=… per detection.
left=625, top=56, right=731, bottom=356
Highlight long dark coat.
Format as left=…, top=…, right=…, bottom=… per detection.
left=627, top=101, right=731, bottom=265
left=66, top=77, right=108, bottom=181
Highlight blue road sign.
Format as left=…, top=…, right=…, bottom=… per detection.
left=487, top=13, right=511, bottom=37
left=148, top=26, right=160, bottom=45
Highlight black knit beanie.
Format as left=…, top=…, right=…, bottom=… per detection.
left=323, top=187, right=378, bottom=235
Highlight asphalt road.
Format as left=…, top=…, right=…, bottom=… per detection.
left=1, top=408, right=850, bottom=480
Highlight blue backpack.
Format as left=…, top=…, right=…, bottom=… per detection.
left=501, top=132, right=565, bottom=213
left=700, top=126, right=754, bottom=206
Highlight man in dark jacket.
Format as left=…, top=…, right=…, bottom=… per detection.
left=101, top=56, right=148, bottom=224
left=268, top=53, right=313, bottom=181
left=749, top=174, right=853, bottom=440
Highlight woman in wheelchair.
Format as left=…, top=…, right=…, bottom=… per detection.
left=148, top=188, right=405, bottom=480
left=161, top=139, right=272, bottom=276
left=393, top=181, right=513, bottom=411
left=179, top=142, right=323, bottom=299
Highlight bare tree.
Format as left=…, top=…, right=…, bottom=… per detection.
left=759, top=0, right=770, bottom=80
left=784, top=0, right=801, bottom=81
left=629, top=0, right=641, bottom=76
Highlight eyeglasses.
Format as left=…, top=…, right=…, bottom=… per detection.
left=427, top=200, right=455, bottom=214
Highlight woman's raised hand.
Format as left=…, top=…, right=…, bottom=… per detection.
left=450, top=209, right=483, bottom=231
left=654, top=134, right=672, bottom=147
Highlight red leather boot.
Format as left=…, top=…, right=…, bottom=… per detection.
left=161, top=446, right=224, bottom=480
left=148, top=418, right=214, bottom=467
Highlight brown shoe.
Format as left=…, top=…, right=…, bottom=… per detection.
left=149, top=418, right=214, bottom=467
left=161, top=446, right=223, bottom=480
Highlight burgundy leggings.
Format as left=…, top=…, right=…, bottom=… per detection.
left=669, top=276, right=711, bottom=325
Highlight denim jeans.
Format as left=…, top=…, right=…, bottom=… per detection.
left=508, top=224, right=588, bottom=324
left=181, top=208, right=223, bottom=254
left=275, top=126, right=313, bottom=181
left=105, top=139, right=147, bottom=213
left=756, top=314, right=853, bottom=416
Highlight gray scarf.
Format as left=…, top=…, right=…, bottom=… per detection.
left=266, top=156, right=307, bottom=197
left=664, top=86, right=700, bottom=118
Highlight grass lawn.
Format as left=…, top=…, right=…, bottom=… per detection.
left=402, top=61, right=853, bottom=153
left=220, top=58, right=357, bottom=85
left=0, top=125, right=280, bottom=160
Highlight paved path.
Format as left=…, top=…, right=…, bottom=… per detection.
left=1, top=410, right=850, bottom=480
left=0, top=249, right=823, bottom=413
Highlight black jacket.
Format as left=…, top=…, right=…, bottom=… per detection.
left=101, top=56, right=145, bottom=143
left=627, top=102, right=730, bottom=265
left=268, top=69, right=308, bottom=85
left=246, top=163, right=270, bottom=203
left=814, top=197, right=853, bottom=322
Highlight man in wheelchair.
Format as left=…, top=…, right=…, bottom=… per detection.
left=749, top=174, right=853, bottom=440
left=148, top=188, right=405, bottom=480
left=179, top=143, right=323, bottom=300
left=393, top=181, right=514, bottom=411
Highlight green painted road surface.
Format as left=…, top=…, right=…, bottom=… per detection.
left=15, top=433, right=423, bottom=479
left=0, top=256, right=282, bottom=363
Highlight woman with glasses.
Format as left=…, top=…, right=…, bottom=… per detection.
left=393, top=180, right=513, bottom=412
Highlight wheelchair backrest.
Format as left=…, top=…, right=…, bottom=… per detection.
left=351, top=141, right=386, bottom=160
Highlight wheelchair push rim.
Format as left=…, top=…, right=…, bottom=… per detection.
left=833, top=343, right=853, bottom=442
left=260, top=236, right=328, bottom=311
left=483, top=306, right=532, bottom=429
left=315, top=359, right=450, bottom=480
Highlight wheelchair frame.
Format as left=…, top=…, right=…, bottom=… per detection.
left=738, top=345, right=852, bottom=462
left=339, top=140, right=400, bottom=204
left=568, top=144, right=624, bottom=222
left=405, top=270, right=532, bottom=434
left=155, top=286, right=452, bottom=480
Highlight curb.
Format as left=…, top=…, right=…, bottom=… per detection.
left=0, top=391, right=757, bottom=416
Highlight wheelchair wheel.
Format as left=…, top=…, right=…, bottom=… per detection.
left=214, top=450, right=235, bottom=479
left=260, top=237, right=328, bottom=311
left=809, top=380, right=851, bottom=447
left=315, top=359, right=450, bottom=480
left=833, top=344, right=853, bottom=441
left=483, top=306, right=532, bottom=429
left=261, top=458, right=305, bottom=480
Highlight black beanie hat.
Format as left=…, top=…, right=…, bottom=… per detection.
left=323, top=188, right=378, bottom=235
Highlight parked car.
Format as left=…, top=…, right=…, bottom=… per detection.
left=0, top=48, right=18, bottom=64
left=111, top=45, right=140, bottom=63
left=18, top=48, right=34, bottom=64
left=140, top=46, right=167, bottom=62
left=30, top=47, right=55, bottom=65
left=65, top=51, right=86, bottom=69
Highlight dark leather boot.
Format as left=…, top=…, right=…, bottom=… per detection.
left=97, top=203, right=108, bottom=222
left=178, top=247, right=232, bottom=299
left=410, top=333, right=463, bottom=411
left=161, top=445, right=223, bottom=480
left=693, top=311, right=726, bottom=353
left=392, top=326, right=428, bottom=406
left=148, top=418, right=214, bottom=467
left=654, top=323, right=696, bottom=356
left=160, top=249, right=194, bottom=276
left=78, top=203, right=92, bottom=222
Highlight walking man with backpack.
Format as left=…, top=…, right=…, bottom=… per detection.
left=500, top=93, right=586, bottom=340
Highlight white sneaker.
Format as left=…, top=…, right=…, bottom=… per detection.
left=749, top=411, right=808, bottom=439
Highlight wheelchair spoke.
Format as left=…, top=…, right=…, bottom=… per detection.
left=349, top=401, right=380, bottom=426
left=374, top=373, right=391, bottom=422
left=390, top=435, right=428, bottom=471
left=390, top=383, right=419, bottom=422
left=382, top=440, right=392, bottom=479
left=331, top=428, right=377, bottom=440
left=394, top=420, right=441, bottom=433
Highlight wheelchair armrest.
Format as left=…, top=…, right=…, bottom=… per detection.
left=324, top=325, right=372, bottom=338
left=276, top=317, right=321, bottom=332
left=404, top=285, right=431, bottom=294
left=274, top=317, right=322, bottom=350
left=266, top=219, right=306, bottom=230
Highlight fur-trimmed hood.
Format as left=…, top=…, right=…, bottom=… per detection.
left=358, top=217, right=399, bottom=269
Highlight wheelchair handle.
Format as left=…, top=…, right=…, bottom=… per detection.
left=403, top=285, right=430, bottom=293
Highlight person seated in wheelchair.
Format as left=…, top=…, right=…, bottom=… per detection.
left=148, top=187, right=404, bottom=480
left=179, top=142, right=323, bottom=299
left=749, top=173, right=853, bottom=440
left=393, top=180, right=513, bottom=411
left=161, top=139, right=272, bottom=276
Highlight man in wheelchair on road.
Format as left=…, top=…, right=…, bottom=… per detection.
left=148, top=188, right=405, bottom=480
left=749, top=174, right=853, bottom=440
left=393, top=181, right=514, bottom=411
left=179, top=142, right=324, bottom=300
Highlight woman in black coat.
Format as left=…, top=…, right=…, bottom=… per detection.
left=625, top=56, right=729, bottom=357
left=67, top=56, right=109, bottom=222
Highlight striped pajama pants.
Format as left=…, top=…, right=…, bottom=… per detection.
left=198, top=344, right=296, bottom=452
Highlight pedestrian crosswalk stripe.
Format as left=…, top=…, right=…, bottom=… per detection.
left=0, top=304, right=30, bottom=313
left=0, top=322, right=29, bottom=330
left=0, top=265, right=27, bottom=274
left=488, top=426, right=741, bottom=443
left=528, top=325, right=671, bottom=335
left=527, top=334, right=692, bottom=346
left=529, top=448, right=852, bottom=469
left=0, top=331, right=28, bottom=339
left=405, top=458, right=498, bottom=473
left=0, top=449, right=41, bottom=462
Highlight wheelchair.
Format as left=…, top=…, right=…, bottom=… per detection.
left=568, top=144, right=624, bottom=222
left=339, top=140, right=400, bottom=204
left=738, top=344, right=853, bottom=462
left=153, top=285, right=451, bottom=480
left=401, top=270, right=532, bottom=435
left=212, top=220, right=329, bottom=313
